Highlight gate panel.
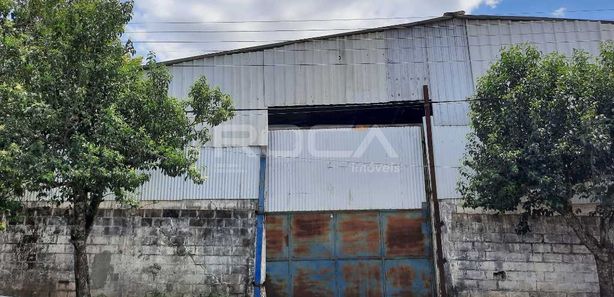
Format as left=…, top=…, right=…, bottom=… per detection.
left=292, top=261, right=336, bottom=297
left=384, top=259, right=433, bottom=297
left=266, top=262, right=290, bottom=297
left=337, top=260, right=384, bottom=297
left=336, top=212, right=381, bottom=258
left=383, top=212, right=429, bottom=257
left=265, top=210, right=433, bottom=297
left=266, top=215, right=288, bottom=260
left=291, top=213, right=334, bottom=259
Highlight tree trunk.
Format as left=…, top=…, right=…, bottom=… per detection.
left=69, top=195, right=99, bottom=297
left=563, top=211, right=614, bottom=297
left=595, top=255, right=614, bottom=297
left=72, top=238, right=91, bottom=297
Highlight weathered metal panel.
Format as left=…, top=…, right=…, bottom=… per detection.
left=265, top=215, right=289, bottom=260
left=337, top=260, right=384, bottom=297
left=266, top=262, right=290, bottom=297
left=267, top=126, right=426, bottom=212
left=291, top=261, right=336, bottom=297
left=137, top=146, right=261, bottom=200
left=265, top=210, right=433, bottom=297
left=335, top=212, right=381, bottom=258
left=384, top=259, right=433, bottom=297
left=382, top=211, right=429, bottom=257
left=431, top=126, right=471, bottom=199
left=291, top=213, right=334, bottom=259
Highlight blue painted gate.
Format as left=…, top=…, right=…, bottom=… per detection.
left=265, top=210, right=433, bottom=297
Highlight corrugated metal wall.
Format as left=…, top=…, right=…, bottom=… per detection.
left=167, top=52, right=268, bottom=147
left=431, top=18, right=614, bottom=199
left=264, top=32, right=389, bottom=106
left=137, top=147, right=261, bottom=200
left=467, top=19, right=604, bottom=84
left=267, top=126, right=426, bottom=212
left=430, top=126, right=471, bottom=199
left=159, top=17, right=614, bottom=200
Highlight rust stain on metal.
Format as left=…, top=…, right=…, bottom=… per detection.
left=341, top=262, right=383, bottom=297
left=265, top=275, right=288, bottom=297
left=266, top=215, right=288, bottom=260
left=385, top=213, right=425, bottom=257
left=291, top=213, right=332, bottom=257
left=387, top=264, right=415, bottom=297
left=293, top=265, right=335, bottom=297
left=337, top=212, right=380, bottom=256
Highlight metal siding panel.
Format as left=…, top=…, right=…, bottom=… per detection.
left=291, top=213, right=334, bottom=259
left=265, top=215, right=289, bottom=260
left=431, top=126, right=471, bottom=199
left=166, top=52, right=266, bottom=147
left=337, top=260, right=384, bottom=297
left=426, top=19, right=473, bottom=126
left=267, top=126, right=426, bottom=212
left=468, top=19, right=606, bottom=86
left=291, top=260, right=337, bottom=297
left=266, top=210, right=433, bottom=297
left=384, top=259, right=433, bottom=297
left=601, top=23, right=614, bottom=41
left=335, top=212, right=381, bottom=258
left=382, top=211, right=429, bottom=257
left=209, top=110, right=268, bottom=147
left=265, top=261, right=291, bottom=297
left=137, top=147, right=260, bottom=200
left=263, top=32, right=388, bottom=107
left=385, top=26, right=428, bottom=101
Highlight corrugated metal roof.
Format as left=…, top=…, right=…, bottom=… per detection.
left=267, top=126, right=427, bottom=211
left=159, top=14, right=614, bottom=66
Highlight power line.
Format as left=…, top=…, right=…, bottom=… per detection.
left=125, top=28, right=373, bottom=34
left=128, top=27, right=607, bottom=44
left=129, top=15, right=437, bottom=25
left=222, top=97, right=515, bottom=113
left=128, top=8, right=614, bottom=25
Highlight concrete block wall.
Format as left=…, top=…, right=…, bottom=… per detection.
left=440, top=199, right=600, bottom=297
left=0, top=200, right=256, bottom=297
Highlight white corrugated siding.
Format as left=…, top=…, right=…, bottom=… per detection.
left=138, top=147, right=261, bottom=200
left=267, top=126, right=426, bottom=211
left=264, top=32, right=389, bottom=106
left=425, top=19, right=474, bottom=126
left=167, top=52, right=268, bottom=146
left=467, top=19, right=605, bottom=85
left=430, top=126, right=471, bottom=199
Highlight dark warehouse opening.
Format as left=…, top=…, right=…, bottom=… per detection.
left=268, top=101, right=425, bottom=128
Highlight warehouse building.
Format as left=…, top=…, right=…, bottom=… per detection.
left=1, top=11, right=613, bottom=297
left=153, top=11, right=613, bottom=297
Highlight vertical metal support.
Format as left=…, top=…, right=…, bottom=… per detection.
left=254, top=154, right=266, bottom=297
left=423, top=85, right=448, bottom=297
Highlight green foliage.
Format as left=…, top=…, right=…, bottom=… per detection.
left=460, top=44, right=614, bottom=231
left=0, top=0, right=234, bottom=205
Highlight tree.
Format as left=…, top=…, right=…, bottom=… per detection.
left=0, top=1, right=234, bottom=296
left=460, top=44, right=614, bottom=296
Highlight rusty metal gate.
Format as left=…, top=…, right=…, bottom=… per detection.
left=265, top=209, right=433, bottom=296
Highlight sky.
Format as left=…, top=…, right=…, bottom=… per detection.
left=125, top=0, right=614, bottom=62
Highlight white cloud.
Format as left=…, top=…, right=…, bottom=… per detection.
left=552, top=7, right=566, bottom=17
left=485, top=0, right=501, bottom=8
left=128, top=0, right=502, bottom=61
